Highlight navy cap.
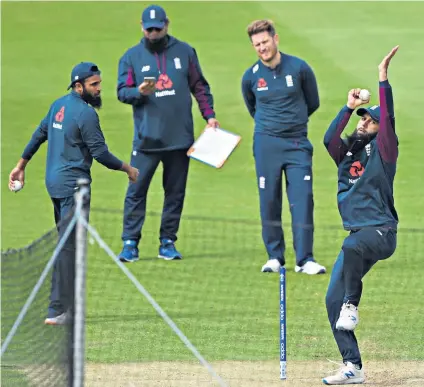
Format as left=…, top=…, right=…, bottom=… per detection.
left=357, top=105, right=380, bottom=123
left=67, top=62, right=101, bottom=90
left=142, top=5, right=168, bottom=29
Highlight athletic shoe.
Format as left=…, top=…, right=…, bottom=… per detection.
left=44, top=312, right=69, bottom=326
left=158, top=239, right=182, bottom=260
left=118, top=240, right=139, bottom=263
left=295, top=261, right=326, bottom=275
left=261, top=259, right=282, bottom=273
left=336, top=302, right=359, bottom=331
left=322, top=361, right=365, bottom=385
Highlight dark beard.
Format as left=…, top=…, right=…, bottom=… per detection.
left=82, top=87, right=102, bottom=109
left=345, top=130, right=376, bottom=154
left=144, top=35, right=168, bottom=53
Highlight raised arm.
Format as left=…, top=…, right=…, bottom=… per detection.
left=301, top=61, right=320, bottom=117
left=324, top=88, right=369, bottom=165
left=241, top=70, right=256, bottom=118
left=376, top=46, right=399, bottom=163
left=323, top=106, right=352, bottom=165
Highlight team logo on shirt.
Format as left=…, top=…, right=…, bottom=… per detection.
left=257, top=78, right=268, bottom=91
left=53, top=106, right=65, bottom=129
left=155, top=74, right=176, bottom=98
left=348, top=161, right=365, bottom=184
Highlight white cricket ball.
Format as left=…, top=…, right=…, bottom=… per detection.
left=359, top=89, right=370, bottom=101
left=11, top=180, right=23, bottom=192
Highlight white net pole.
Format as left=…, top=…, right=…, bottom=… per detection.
left=73, top=178, right=90, bottom=387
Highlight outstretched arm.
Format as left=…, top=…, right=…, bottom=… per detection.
left=377, top=46, right=399, bottom=163
left=80, top=108, right=139, bottom=182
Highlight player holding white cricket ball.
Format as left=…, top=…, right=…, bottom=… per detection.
left=9, top=179, right=23, bottom=192
left=359, top=89, right=371, bottom=102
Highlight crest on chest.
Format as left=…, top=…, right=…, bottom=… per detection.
left=345, top=143, right=372, bottom=185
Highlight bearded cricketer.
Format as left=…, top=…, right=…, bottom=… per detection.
left=322, top=46, right=400, bottom=385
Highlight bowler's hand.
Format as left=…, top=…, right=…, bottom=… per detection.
left=205, top=118, right=220, bottom=130
left=138, top=81, right=156, bottom=95
left=346, top=88, right=368, bottom=110
left=378, top=45, right=399, bottom=81
left=9, top=167, right=25, bottom=191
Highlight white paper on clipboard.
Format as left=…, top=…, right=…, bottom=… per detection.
left=187, top=127, right=241, bottom=168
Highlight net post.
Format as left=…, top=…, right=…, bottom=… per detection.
left=279, top=266, right=287, bottom=380
left=73, top=178, right=90, bottom=387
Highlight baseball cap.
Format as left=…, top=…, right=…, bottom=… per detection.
left=67, top=62, right=101, bottom=90
left=357, top=105, right=380, bottom=123
left=141, top=5, right=168, bottom=29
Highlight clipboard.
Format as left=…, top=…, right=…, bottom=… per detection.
left=187, top=127, right=242, bottom=169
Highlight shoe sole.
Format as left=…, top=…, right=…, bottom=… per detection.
left=44, top=319, right=67, bottom=326
left=295, top=268, right=327, bottom=275
left=323, top=378, right=365, bottom=385
left=261, top=268, right=279, bottom=272
left=119, top=257, right=139, bottom=263
left=158, top=255, right=182, bottom=261
left=335, top=324, right=357, bottom=331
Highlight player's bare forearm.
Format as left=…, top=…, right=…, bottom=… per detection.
left=16, top=158, right=29, bottom=170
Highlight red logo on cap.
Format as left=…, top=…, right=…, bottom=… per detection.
left=349, top=161, right=365, bottom=177
left=55, top=106, right=65, bottom=123
left=156, top=74, right=173, bottom=90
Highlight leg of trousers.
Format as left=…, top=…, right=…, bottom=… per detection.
left=121, top=151, right=161, bottom=244
left=325, top=227, right=397, bottom=366
left=284, top=165, right=314, bottom=266
left=159, top=150, right=190, bottom=242
left=283, top=137, right=314, bottom=267
left=253, top=134, right=285, bottom=264
left=48, top=195, right=92, bottom=318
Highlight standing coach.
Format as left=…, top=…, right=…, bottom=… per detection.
left=117, top=4, right=220, bottom=263
left=241, top=19, right=326, bottom=275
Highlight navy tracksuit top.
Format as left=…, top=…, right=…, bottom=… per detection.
left=22, top=91, right=123, bottom=198
left=324, top=80, right=399, bottom=230
left=241, top=52, right=320, bottom=138
left=117, top=35, right=216, bottom=152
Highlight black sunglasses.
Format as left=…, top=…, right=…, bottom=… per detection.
left=146, top=27, right=163, bottom=33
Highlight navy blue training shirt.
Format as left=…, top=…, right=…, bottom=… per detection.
left=323, top=80, right=399, bottom=230
left=22, top=91, right=123, bottom=198
left=117, top=35, right=216, bottom=152
left=241, top=52, right=320, bottom=137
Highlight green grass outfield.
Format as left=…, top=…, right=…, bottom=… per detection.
left=2, top=0, right=424, bottom=382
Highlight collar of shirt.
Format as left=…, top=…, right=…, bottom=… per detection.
left=259, top=51, right=283, bottom=75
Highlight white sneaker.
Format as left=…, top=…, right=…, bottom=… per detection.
left=261, top=259, right=282, bottom=273
left=322, top=361, right=365, bottom=385
left=295, top=261, right=326, bottom=275
left=336, top=303, right=359, bottom=331
left=44, top=312, right=69, bottom=326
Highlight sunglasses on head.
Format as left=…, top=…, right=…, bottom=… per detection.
left=146, top=27, right=163, bottom=33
